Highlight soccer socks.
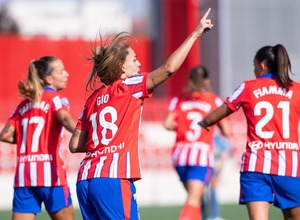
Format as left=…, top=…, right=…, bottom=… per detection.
left=179, top=204, right=201, bottom=220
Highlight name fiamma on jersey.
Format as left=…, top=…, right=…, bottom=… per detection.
left=253, top=86, right=293, bottom=99
left=19, top=101, right=50, bottom=116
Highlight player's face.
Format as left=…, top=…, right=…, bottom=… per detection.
left=48, top=59, right=69, bottom=91
left=121, top=47, right=141, bottom=79
left=253, top=60, right=262, bottom=78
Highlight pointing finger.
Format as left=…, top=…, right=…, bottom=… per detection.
left=202, top=8, right=211, bottom=20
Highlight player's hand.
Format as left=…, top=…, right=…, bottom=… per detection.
left=198, top=121, right=210, bottom=131
left=194, top=8, right=213, bottom=37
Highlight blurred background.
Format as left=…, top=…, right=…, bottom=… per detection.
left=0, top=0, right=299, bottom=212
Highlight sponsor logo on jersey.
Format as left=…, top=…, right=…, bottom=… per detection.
left=18, top=154, right=53, bottom=162
left=248, top=141, right=264, bottom=149
left=248, top=141, right=299, bottom=150
left=86, top=142, right=125, bottom=158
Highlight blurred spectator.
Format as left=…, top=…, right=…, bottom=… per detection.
left=0, top=5, right=19, bottom=34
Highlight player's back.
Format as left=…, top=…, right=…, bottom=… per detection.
left=175, top=91, right=222, bottom=144
left=10, top=89, right=68, bottom=187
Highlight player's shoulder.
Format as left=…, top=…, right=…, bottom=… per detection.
left=84, top=88, right=102, bottom=105
left=14, top=98, right=31, bottom=111
left=43, top=89, right=60, bottom=99
left=122, top=73, right=146, bottom=86
left=291, top=80, right=300, bottom=88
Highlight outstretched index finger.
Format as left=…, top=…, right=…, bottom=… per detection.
left=202, top=8, right=211, bottom=20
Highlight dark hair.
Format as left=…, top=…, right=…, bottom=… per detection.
left=255, top=44, right=293, bottom=88
left=86, top=32, right=136, bottom=91
left=188, top=65, right=210, bottom=90
left=18, top=56, right=58, bottom=102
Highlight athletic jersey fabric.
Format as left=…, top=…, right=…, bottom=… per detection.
left=76, top=73, right=151, bottom=182
left=225, top=73, right=300, bottom=177
left=8, top=87, right=70, bottom=187
left=168, top=91, right=223, bottom=168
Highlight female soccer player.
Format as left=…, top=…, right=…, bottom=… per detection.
left=68, top=8, right=213, bottom=220
left=0, top=56, right=76, bottom=220
left=163, top=65, right=231, bottom=220
left=199, top=44, right=300, bottom=220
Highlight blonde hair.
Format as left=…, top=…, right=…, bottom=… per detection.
left=18, top=56, right=58, bottom=102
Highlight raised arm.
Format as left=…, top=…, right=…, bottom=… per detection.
left=146, top=8, right=213, bottom=92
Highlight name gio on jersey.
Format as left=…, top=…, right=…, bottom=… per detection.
left=97, top=94, right=109, bottom=105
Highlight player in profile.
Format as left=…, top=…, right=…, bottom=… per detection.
left=163, top=65, right=231, bottom=220
left=68, top=8, right=213, bottom=220
left=0, top=56, right=76, bottom=220
left=198, top=44, right=300, bottom=220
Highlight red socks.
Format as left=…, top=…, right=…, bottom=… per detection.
left=179, top=204, right=201, bottom=220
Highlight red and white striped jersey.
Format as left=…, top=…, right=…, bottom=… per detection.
left=168, top=91, right=223, bottom=168
left=75, top=73, right=151, bottom=182
left=8, top=87, right=70, bottom=187
left=225, top=74, right=300, bottom=177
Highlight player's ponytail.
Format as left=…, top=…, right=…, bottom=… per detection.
left=255, top=44, right=293, bottom=88
left=18, top=56, right=57, bottom=102
left=273, top=44, right=293, bottom=88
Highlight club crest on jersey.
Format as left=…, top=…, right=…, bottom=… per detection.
left=248, top=141, right=263, bottom=150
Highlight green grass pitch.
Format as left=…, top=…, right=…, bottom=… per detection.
left=0, top=204, right=283, bottom=220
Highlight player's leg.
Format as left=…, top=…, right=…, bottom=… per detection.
left=246, top=201, right=270, bottom=220
left=39, top=186, right=74, bottom=220
left=12, top=213, right=36, bottom=220
left=282, top=207, right=300, bottom=220
left=240, top=172, right=273, bottom=220
left=179, top=180, right=205, bottom=220
left=12, top=187, right=42, bottom=220
left=76, top=179, right=100, bottom=220
left=48, top=205, right=74, bottom=220
left=177, top=166, right=212, bottom=220
left=88, top=178, right=139, bottom=220
left=272, top=175, right=300, bottom=220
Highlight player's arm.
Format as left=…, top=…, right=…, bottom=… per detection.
left=0, top=123, right=16, bottom=144
left=198, top=103, right=233, bottom=130
left=216, top=117, right=231, bottom=137
left=163, top=112, right=177, bottom=131
left=69, top=128, right=87, bottom=153
left=146, top=8, right=213, bottom=92
left=57, top=110, right=76, bottom=133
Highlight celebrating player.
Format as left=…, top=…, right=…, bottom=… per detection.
left=69, top=8, right=213, bottom=220
left=198, top=44, right=300, bottom=220
left=0, top=56, right=76, bottom=220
